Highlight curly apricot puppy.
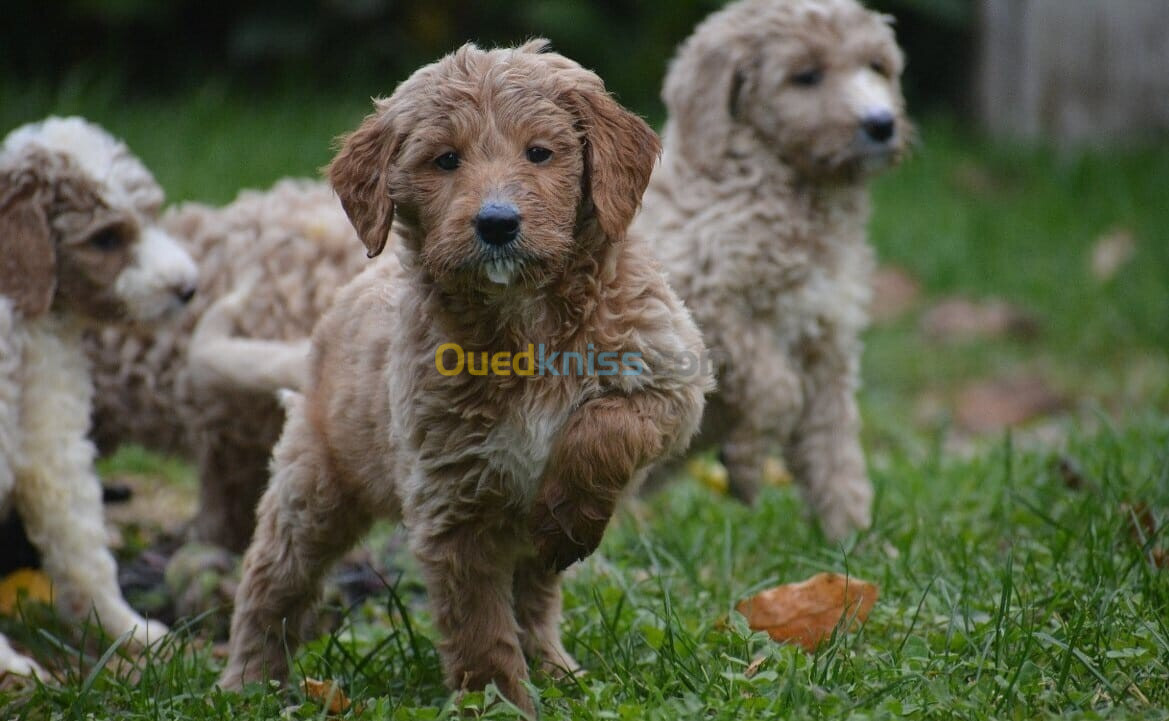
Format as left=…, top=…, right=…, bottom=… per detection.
left=219, top=41, right=711, bottom=714
left=636, top=0, right=912, bottom=538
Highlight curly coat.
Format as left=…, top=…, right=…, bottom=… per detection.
left=86, top=179, right=365, bottom=551
left=219, top=41, right=711, bottom=714
left=0, top=117, right=194, bottom=677
left=635, top=0, right=911, bottom=538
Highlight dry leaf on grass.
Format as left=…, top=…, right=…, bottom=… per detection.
left=870, top=265, right=921, bottom=323
left=1120, top=502, right=1167, bottom=569
left=762, top=457, right=793, bottom=487
left=688, top=457, right=729, bottom=494
left=689, top=456, right=790, bottom=495
left=0, top=568, right=53, bottom=615
left=1089, top=228, right=1136, bottom=282
left=735, top=573, right=878, bottom=652
left=303, top=677, right=353, bottom=714
left=954, top=375, right=1066, bottom=434
left=1054, top=455, right=1096, bottom=492
left=920, top=297, right=1039, bottom=344
left=743, top=654, right=767, bottom=678
left=949, top=161, right=1003, bottom=197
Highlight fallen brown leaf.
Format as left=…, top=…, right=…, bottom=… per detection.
left=1120, top=502, right=1166, bottom=569
left=949, top=161, right=1007, bottom=197
left=870, top=265, right=921, bottom=323
left=1120, top=502, right=1157, bottom=543
left=920, top=297, right=1039, bottom=344
left=954, top=375, right=1066, bottom=434
left=735, top=572, right=878, bottom=652
left=1089, top=228, right=1136, bottom=282
left=1054, top=455, right=1095, bottom=492
left=688, top=457, right=729, bottom=495
left=762, top=456, right=792, bottom=487
left=743, top=654, right=767, bottom=678
left=303, top=677, right=352, bottom=714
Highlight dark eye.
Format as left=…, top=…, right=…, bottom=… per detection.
left=870, top=60, right=889, bottom=77
left=526, top=146, right=553, bottom=164
left=89, top=227, right=125, bottom=251
left=434, top=151, right=460, bottom=171
left=791, top=68, right=823, bottom=87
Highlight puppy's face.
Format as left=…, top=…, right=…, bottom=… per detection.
left=0, top=118, right=198, bottom=323
left=330, top=41, right=660, bottom=291
left=746, top=4, right=908, bottom=180
left=666, top=0, right=910, bottom=181
left=392, top=64, right=585, bottom=289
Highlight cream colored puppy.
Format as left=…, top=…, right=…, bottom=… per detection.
left=0, top=117, right=193, bottom=677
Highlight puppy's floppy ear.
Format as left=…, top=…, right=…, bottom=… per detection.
left=568, top=81, right=661, bottom=240
left=662, top=41, right=749, bottom=174
left=0, top=179, right=56, bottom=318
left=328, top=102, right=399, bottom=258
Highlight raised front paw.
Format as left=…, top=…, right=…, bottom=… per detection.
left=528, top=486, right=613, bottom=572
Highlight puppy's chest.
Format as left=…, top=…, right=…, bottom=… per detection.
left=483, top=403, right=572, bottom=501
left=743, top=222, right=874, bottom=345
left=409, top=374, right=581, bottom=505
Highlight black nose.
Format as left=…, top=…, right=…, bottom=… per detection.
left=861, top=111, right=896, bottom=143
left=176, top=285, right=196, bottom=304
left=475, top=203, right=520, bottom=247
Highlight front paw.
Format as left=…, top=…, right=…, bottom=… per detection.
left=816, top=476, right=873, bottom=541
left=528, top=489, right=612, bottom=572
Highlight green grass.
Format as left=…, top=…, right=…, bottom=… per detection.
left=866, top=117, right=1169, bottom=440
left=0, top=81, right=371, bottom=205
left=2, top=90, right=1168, bottom=719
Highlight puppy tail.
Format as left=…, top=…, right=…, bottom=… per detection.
left=187, top=273, right=310, bottom=396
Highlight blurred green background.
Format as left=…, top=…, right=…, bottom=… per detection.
left=1, top=0, right=971, bottom=122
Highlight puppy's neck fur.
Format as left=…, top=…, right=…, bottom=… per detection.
left=662, top=131, right=873, bottom=247
left=405, top=223, right=620, bottom=352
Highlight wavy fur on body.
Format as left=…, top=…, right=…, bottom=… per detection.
left=220, top=42, right=711, bottom=714
left=0, top=117, right=195, bottom=677
left=86, top=179, right=365, bottom=551
left=636, top=0, right=911, bottom=538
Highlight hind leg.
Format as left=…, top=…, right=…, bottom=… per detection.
left=189, top=432, right=272, bottom=554
left=219, top=417, right=371, bottom=689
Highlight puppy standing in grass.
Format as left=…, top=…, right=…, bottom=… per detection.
left=0, top=117, right=193, bottom=677
left=220, top=41, right=710, bottom=713
left=636, top=0, right=911, bottom=538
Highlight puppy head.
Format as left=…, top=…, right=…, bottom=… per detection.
left=329, top=40, right=660, bottom=290
left=664, top=0, right=910, bottom=181
left=0, top=117, right=198, bottom=323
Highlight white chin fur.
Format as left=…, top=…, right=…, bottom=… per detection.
left=485, top=258, right=518, bottom=285
left=115, top=227, right=198, bottom=322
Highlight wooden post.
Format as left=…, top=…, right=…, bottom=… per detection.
left=978, top=0, right=1169, bottom=145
